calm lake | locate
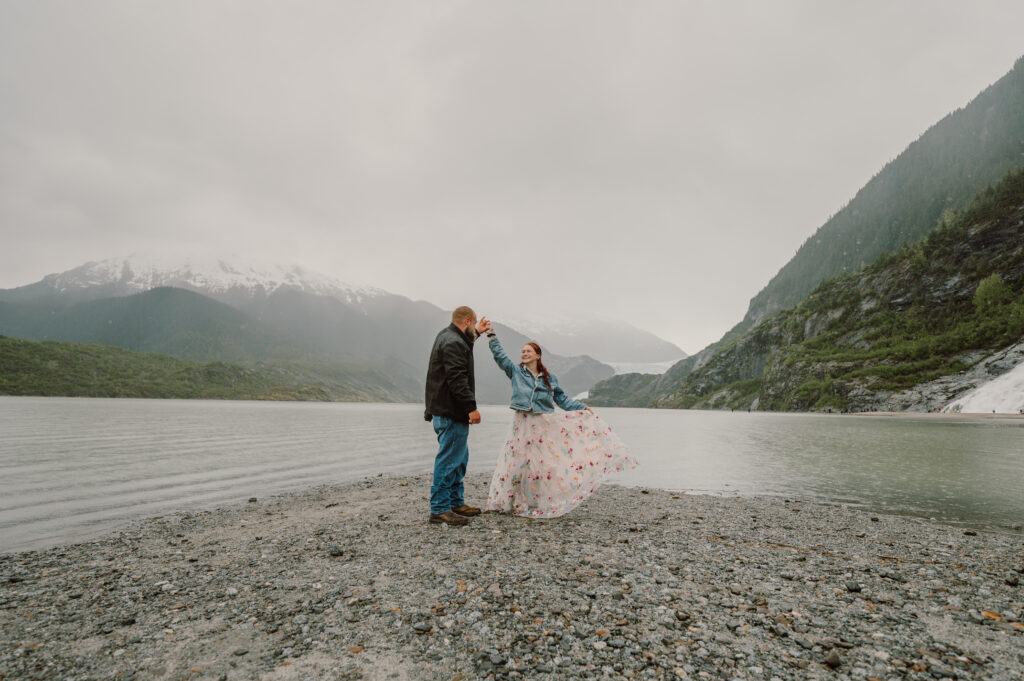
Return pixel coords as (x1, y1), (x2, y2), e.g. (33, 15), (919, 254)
(1, 396), (1022, 553)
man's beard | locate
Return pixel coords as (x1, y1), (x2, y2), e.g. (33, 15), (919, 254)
(467, 327), (479, 341)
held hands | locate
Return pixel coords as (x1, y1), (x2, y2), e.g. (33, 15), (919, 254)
(469, 318), (487, 425)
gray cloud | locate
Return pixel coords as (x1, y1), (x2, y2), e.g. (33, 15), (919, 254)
(2, 1), (1023, 352)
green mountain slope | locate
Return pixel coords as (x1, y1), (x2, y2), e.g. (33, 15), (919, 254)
(0, 287), (303, 363)
(738, 55), (1024, 335)
(0, 335), (417, 401)
(591, 168), (1024, 411)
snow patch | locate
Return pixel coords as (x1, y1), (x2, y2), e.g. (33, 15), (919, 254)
(42, 254), (386, 304)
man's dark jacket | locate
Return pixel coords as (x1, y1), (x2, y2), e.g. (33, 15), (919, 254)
(424, 323), (477, 422)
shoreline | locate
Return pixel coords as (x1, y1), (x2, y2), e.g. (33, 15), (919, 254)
(5, 393), (1024, 415)
(844, 411), (1024, 420)
(2, 474), (1022, 681)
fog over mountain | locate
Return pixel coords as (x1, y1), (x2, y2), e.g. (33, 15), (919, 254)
(504, 316), (686, 364)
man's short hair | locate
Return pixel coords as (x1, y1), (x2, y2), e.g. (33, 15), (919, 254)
(451, 306), (475, 324)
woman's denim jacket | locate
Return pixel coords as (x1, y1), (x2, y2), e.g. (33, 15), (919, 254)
(488, 336), (587, 413)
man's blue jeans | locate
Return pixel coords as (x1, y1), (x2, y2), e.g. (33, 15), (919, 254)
(430, 416), (469, 514)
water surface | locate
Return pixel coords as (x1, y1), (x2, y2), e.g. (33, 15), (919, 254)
(1, 397), (1021, 552)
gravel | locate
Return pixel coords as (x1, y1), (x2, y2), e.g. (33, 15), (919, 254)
(1, 473), (1022, 681)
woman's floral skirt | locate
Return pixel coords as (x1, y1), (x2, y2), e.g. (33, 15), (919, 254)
(486, 410), (638, 518)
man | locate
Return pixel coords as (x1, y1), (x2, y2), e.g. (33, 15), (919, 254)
(424, 306), (488, 526)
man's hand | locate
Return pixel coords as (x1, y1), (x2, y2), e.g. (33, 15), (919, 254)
(468, 409), (482, 424)
(476, 317), (492, 336)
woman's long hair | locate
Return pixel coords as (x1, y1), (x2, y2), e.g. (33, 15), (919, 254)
(526, 342), (552, 390)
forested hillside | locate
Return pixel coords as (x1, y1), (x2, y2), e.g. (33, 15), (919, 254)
(737, 56), (1024, 335)
(591, 167), (1024, 411)
(0, 287), (299, 363)
(0, 336), (417, 402)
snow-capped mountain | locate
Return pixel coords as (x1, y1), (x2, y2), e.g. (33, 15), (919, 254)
(0, 255), (674, 399)
(25, 254), (386, 305)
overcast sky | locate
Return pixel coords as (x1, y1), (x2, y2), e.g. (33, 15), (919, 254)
(2, 2), (1023, 353)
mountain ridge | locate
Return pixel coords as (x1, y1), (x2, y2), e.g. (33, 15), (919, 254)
(0, 254), (386, 306)
(587, 55), (1024, 412)
(736, 55), (1024, 336)
(0, 253), (678, 369)
(590, 167), (1024, 412)
(0, 258), (641, 402)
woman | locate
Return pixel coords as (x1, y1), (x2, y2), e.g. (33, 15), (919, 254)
(480, 319), (637, 518)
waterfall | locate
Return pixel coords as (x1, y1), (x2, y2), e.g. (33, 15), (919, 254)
(945, 359), (1024, 414)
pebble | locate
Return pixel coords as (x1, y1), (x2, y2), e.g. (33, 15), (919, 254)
(1, 473), (1020, 681)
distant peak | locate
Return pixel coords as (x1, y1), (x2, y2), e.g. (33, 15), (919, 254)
(39, 254), (387, 304)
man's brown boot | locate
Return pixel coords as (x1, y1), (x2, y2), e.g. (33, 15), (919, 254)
(451, 504), (482, 517)
(429, 510), (469, 526)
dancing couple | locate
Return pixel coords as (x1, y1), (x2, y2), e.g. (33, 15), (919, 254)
(424, 306), (637, 526)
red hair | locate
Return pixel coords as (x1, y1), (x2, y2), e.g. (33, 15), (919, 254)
(526, 342), (552, 390)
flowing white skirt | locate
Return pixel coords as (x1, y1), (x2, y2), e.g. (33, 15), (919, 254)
(486, 409), (638, 518)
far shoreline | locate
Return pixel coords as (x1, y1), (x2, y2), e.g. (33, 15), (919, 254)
(844, 410), (1024, 420)
(5, 393), (1024, 418)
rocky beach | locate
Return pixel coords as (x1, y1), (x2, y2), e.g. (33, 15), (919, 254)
(2, 474), (1022, 681)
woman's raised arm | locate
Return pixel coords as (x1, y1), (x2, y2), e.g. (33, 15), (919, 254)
(488, 335), (517, 379)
